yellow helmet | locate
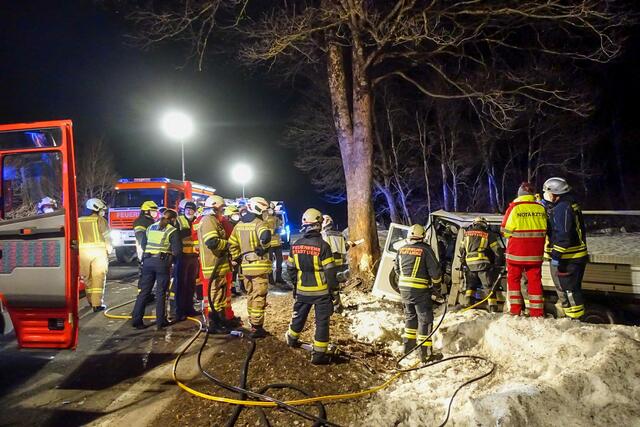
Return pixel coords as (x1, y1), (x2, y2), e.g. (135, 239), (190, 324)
(408, 224), (425, 241)
(247, 196), (269, 215)
(141, 200), (159, 211)
(302, 208), (323, 226)
(204, 195), (225, 209)
(224, 205), (239, 216)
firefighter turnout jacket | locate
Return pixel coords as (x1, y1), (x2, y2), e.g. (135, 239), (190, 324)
(286, 230), (337, 297)
(133, 214), (154, 248)
(548, 195), (588, 262)
(394, 241), (442, 291)
(177, 215), (197, 255)
(229, 213), (272, 276)
(78, 213), (111, 251)
(196, 214), (231, 278)
(143, 222), (181, 258)
(264, 214), (282, 248)
(321, 229), (348, 267)
(460, 224), (503, 271)
(501, 195), (547, 264)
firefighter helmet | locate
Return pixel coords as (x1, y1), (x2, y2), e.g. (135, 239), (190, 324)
(86, 198), (107, 212)
(302, 208), (323, 226)
(141, 200), (158, 211)
(37, 197), (57, 213)
(472, 216), (489, 228)
(247, 197), (269, 215)
(543, 177), (571, 195)
(322, 214), (334, 230)
(178, 199), (196, 212)
(408, 224), (425, 241)
(204, 195), (225, 209)
(224, 205), (239, 216)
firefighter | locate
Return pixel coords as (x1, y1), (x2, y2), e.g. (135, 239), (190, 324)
(36, 196), (58, 214)
(543, 177), (588, 320)
(219, 204), (239, 323)
(196, 195), (233, 333)
(172, 199), (200, 320)
(229, 196), (272, 338)
(459, 217), (504, 312)
(501, 182), (547, 317)
(131, 209), (181, 330)
(265, 202), (285, 285)
(78, 198), (111, 312)
(320, 214), (353, 313)
(133, 201), (159, 260)
(284, 208), (337, 365)
(394, 224), (442, 362)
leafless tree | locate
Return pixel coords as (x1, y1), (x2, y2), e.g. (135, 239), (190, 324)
(76, 136), (119, 207)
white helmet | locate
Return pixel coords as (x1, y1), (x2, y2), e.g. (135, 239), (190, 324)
(543, 177), (571, 195)
(247, 197), (269, 215)
(322, 214), (334, 230)
(37, 197), (57, 213)
(408, 224), (425, 241)
(86, 198), (107, 212)
(204, 195), (225, 209)
(472, 216), (489, 228)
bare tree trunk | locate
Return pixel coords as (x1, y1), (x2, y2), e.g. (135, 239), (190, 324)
(376, 181), (401, 224)
(417, 117), (432, 213)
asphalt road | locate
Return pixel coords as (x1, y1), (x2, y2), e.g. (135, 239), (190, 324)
(0, 262), (208, 427)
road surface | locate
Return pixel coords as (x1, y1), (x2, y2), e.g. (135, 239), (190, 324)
(0, 262), (210, 427)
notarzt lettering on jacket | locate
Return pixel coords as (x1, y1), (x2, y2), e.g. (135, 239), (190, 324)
(292, 245), (321, 256)
(399, 247), (423, 256)
(516, 212), (546, 217)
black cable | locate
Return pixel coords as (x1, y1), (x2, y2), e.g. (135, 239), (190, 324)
(224, 337), (256, 427)
(256, 383), (327, 427)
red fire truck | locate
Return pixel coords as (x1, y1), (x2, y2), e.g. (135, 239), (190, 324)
(109, 178), (216, 262)
(0, 120), (80, 349)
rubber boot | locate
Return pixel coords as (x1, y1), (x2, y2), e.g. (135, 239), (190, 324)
(285, 332), (300, 348)
(403, 339), (417, 356)
(460, 290), (474, 307)
(420, 345), (443, 363)
(248, 324), (267, 339)
(311, 351), (331, 365)
(207, 310), (229, 334)
(488, 297), (499, 313)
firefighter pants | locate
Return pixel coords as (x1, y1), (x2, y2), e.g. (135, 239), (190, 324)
(551, 261), (586, 319)
(224, 271), (235, 320)
(206, 275), (227, 315)
(172, 254), (199, 317)
(288, 294), (332, 353)
(269, 246), (284, 284)
(400, 289), (434, 348)
(244, 274), (269, 327)
(132, 257), (171, 324)
(80, 247), (108, 307)
(464, 269), (500, 307)
(507, 262), (543, 317)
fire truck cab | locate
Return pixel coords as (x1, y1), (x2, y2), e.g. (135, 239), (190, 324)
(109, 178), (216, 263)
(0, 120), (80, 349)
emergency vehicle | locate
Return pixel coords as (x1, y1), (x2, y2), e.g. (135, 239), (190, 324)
(109, 178), (216, 262)
(225, 198), (291, 247)
(0, 120), (80, 349)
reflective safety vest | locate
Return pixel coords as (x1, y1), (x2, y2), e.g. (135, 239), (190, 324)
(287, 232), (335, 297)
(321, 229), (347, 267)
(177, 215), (197, 254)
(548, 198), (588, 262)
(78, 214), (110, 249)
(144, 223), (177, 255)
(460, 225), (501, 271)
(196, 214), (230, 278)
(229, 218), (272, 275)
(264, 215), (282, 248)
(501, 195), (547, 265)
(394, 242), (442, 291)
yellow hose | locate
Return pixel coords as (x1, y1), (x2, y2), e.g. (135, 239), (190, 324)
(105, 299), (412, 407)
(460, 291), (494, 312)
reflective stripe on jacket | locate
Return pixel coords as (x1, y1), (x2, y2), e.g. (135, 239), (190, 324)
(321, 229), (347, 267)
(286, 231), (336, 296)
(548, 196), (588, 262)
(501, 195), (547, 264)
(144, 223), (177, 255)
(78, 214), (110, 249)
(229, 217), (272, 275)
(264, 215), (282, 247)
(394, 241), (442, 291)
(177, 215), (196, 254)
(196, 214), (230, 277)
(460, 224), (502, 271)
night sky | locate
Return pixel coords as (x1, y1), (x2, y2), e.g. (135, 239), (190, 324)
(1, 1), (639, 226)
(0, 0), (347, 229)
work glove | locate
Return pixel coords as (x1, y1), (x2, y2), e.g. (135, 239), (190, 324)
(254, 246), (266, 257)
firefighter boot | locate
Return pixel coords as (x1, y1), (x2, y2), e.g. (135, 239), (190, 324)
(311, 351), (332, 365)
(248, 325), (267, 339)
(460, 289), (474, 307)
(403, 339), (417, 356)
(207, 311), (230, 334)
(420, 345), (443, 363)
(285, 332), (301, 348)
(487, 296), (499, 313)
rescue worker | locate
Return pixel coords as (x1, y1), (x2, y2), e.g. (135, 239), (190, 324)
(543, 177), (588, 320)
(37, 196), (58, 214)
(459, 217), (504, 312)
(320, 214), (353, 312)
(78, 198), (111, 312)
(133, 201), (159, 260)
(394, 224), (442, 362)
(223, 205), (243, 296)
(131, 209), (181, 330)
(196, 195), (232, 333)
(172, 199), (200, 320)
(219, 204), (239, 323)
(224, 205), (241, 225)
(229, 196), (272, 338)
(284, 208), (337, 365)
(265, 202), (284, 285)
(501, 182), (547, 317)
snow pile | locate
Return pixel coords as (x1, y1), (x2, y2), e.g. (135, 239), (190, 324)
(362, 309), (640, 426)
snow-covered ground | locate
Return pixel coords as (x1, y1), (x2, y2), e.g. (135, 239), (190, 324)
(344, 291), (640, 427)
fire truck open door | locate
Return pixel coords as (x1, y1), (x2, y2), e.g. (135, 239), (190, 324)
(0, 120), (79, 349)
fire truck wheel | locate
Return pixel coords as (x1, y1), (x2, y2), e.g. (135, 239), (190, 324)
(115, 247), (137, 264)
